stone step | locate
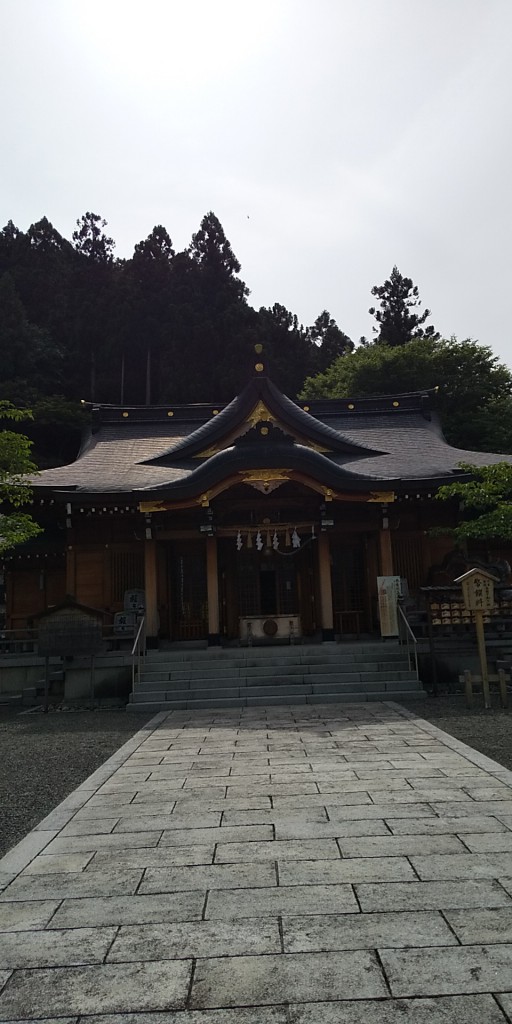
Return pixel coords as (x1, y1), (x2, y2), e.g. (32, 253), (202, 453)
(131, 678), (422, 704)
(132, 640), (423, 711)
(144, 648), (405, 663)
(141, 659), (412, 683)
(143, 644), (404, 664)
(136, 668), (417, 693)
(128, 686), (427, 712)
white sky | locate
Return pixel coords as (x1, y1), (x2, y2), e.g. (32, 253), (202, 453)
(2, 0), (512, 364)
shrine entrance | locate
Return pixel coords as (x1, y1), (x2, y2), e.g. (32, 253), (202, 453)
(218, 538), (317, 641)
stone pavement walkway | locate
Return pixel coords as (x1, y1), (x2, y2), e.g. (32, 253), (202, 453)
(1, 701), (512, 1022)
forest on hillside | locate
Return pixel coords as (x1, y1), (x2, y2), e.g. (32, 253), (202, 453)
(2, 210), (512, 466)
(0, 210), (354, 465)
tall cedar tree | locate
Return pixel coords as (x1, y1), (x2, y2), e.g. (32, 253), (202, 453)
(158, 212), (253, 402)
(369, 265), (440, 346)
(115, 225), (175, 403)
(71, 213), (118, 401)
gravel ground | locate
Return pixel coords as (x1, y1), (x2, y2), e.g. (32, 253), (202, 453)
(1, 696), (511, 861)
(400, 695), (512, 771)
(0, 707), (150, 858)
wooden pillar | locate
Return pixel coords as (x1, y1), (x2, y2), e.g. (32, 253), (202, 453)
(318, 531), (334, 641)
(206, 536), (220, 645)
(65, 546), (76, 598)
(379, 529), (394, 576)
(144, 539), (159, 645)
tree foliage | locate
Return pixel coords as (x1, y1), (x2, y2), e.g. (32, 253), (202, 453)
(0, 402), (42, 553)
(1, 208), (330, 413)
(311, 310), (354, 371)
(369, 265), (439, 347)
(301, 337), (512, 452)
(436, 463), (512, 541)
(72, 212), (115, 263)
(1, 210), (511, 469)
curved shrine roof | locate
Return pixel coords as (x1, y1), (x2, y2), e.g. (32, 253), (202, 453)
(33, 379), (512, 499)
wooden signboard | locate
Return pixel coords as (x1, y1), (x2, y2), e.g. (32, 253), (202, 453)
(455, 568), (498, 709)
(377, 576), (401, 637)
(457, 570), (496, 612)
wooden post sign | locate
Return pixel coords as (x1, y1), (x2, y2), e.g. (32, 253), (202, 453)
(377, 576), (401, 637)
(455, 568), (498, 709)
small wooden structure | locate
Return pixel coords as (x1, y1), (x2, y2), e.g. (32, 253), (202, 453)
(460, 669), (509, 709)
(36, 599), (104, 710)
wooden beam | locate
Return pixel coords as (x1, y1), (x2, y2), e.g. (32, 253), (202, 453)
(66, 547), (76, 598)
(318, 532), (334, 640)
(144, 540), (159, 641)
(206, 536), (220, 644)
(379, 529), (394, 576)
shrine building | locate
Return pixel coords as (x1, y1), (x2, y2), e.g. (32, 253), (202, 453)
(5, 364), (512, 647)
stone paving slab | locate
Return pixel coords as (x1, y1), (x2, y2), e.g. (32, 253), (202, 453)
(336, 834), (466, 857)
(0, 970), (12, 992)
(219, 808), (329, 826)
(66, 800), (171, 820)
(172, 796), (273, 812)
(497, 994), (512, 1018)
(0, 867), (143, 902)
(205, 882), (359, 918)
(88, 844), (216, 869)
(386, 814), (509, 834)
(274, 819), (390, 840)
(48, 891), (206, 928)
(190, 950), (388, 1007)
(282, 909), (455, 951)
(158, 825), (274, 846)
(279, 855), (416, 884)
(287, 994), (508, 1023)
(460, 831), (512, 852)
(107, 919), (281, 961)
(355, 879), (512, 911)
(139, 861), (276, 893)
(0, 1018), (77, 1024)
(0, 900), (60, 933)
(71, 1011), (288, 1024)
(3, 701), (512, 1020)
(496, 877), (512, 898)
(116, 811), (224, 829)
(444, 906), (512, 943)
(380, 942), (512, 996)
(22, 851), (95, 874)
(325, 802), (438, 819)
(0, 960), (192, 1016)
(214, 838), (340, 862)
(0, 925), (116, 968)
(57, 817), (119, 836)
(411, 851), (512, 879)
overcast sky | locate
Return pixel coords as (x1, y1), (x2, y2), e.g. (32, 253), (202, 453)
(2, 0), (511, 365)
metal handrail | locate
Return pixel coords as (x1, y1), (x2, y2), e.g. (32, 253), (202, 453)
(397, 603), (419, 679)
(131, 616), (147, 697)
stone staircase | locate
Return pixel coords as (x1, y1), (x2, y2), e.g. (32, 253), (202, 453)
(127, 642), (426, 711)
